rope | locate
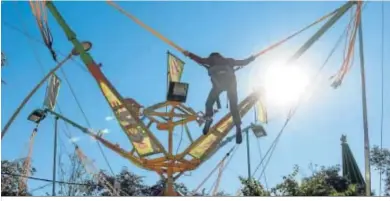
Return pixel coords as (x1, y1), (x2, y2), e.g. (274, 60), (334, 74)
(18, 125), (39, 195)
(1, 21), (89, 74)
(107, 0), (336, 63)
(211, 159), (225, 196)
(58, 126), (125, 196)
(255, 138), (268, 189)
(29, 0), (57, 62)
(252, 12), (353, 178)
(207, 146), (239, 195)
(193, 146), (236, 194)
(13, 3), (116, 177)
(106, 0), (185, 53)
(331, 3), (362, 87)
(5, 16), (118, 198)
(0, 53), (72, 139)
(58, 67), (116, 176)
(1, 5), (73, 138)
(74, 147), (119, 196)
(6, 8), (117, 194)
(379, 0), (385, 196)
(252, 7), (338, 58)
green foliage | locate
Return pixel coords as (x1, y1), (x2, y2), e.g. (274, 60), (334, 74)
(191, 188), (229, 196)
(6, 146), (389, 197)
(82, 168), (227, 196)
(271, 165), (301, 196)
(370, 146), (390, 195)
(239, 176), (270, 196)
(240, 164), (364, 196)
(84, 168), (148, 196)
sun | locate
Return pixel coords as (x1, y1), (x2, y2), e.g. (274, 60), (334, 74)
(250, 63), (310, 108)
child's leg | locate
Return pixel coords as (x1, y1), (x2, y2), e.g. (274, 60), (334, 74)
(204, 86), (222, 135)
(227, 81), (242, 144)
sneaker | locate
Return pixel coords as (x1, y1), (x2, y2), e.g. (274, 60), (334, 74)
(203, 118), (213, 135)
(236, 126), (242, 144)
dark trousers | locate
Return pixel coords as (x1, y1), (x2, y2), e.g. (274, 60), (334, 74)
(205, 78), (241, 127)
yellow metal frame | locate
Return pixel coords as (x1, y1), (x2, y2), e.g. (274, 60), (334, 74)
(87, 91), (261, 195)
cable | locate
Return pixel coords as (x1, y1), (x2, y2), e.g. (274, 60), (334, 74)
(207, 145), (239, 195)
(107, 0), (185, 53)
(252, 11), (354, 178)
(1, 21), (89, 74)
(193, 146), (237, 194)
(379, 0), (385, 196)
(257, 19), (353, 179)
(10, 3), (116, 177)
(255, 139), (269, 190)
(30, 183), (52, 194)
(252, 5), (339, 59)
(1, 173), (95, 187)
(58, 66), (115, 176)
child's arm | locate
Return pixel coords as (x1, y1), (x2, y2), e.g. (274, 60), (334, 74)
(184, 51), (210, 67)
(229, 56), (256, 67)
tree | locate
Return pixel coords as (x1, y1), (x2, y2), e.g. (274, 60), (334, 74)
(1, 159), (36, 196)
(271, 165), (301, 196)
(370, 146), (390, 196)
(239, 177), (270, 196)
(296, 165), (363, 196)
(190, 188), (229, 196)
(240, 164), (363, 196)
(57, 150), (92, 196)
(83, 167), (153, 196)
(145, 180), (190, 196)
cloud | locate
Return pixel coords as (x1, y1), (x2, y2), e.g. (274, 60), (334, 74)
(69, 137), (80, 143)
(101, 128), (110, 134)
(105, 116), (114, 121)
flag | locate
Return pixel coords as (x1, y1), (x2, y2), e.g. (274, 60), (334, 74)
(167, 52), (185, 82)
(255, 100), (268, 124)
(44, 74), (61, 110)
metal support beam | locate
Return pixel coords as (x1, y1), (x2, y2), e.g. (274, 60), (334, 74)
(52, 117), (59, 196)
(289, 1), (355, 62)
(246, 130), (251, 180)
(357, 8), (371, 196)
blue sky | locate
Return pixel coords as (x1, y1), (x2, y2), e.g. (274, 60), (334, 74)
(1, 0), (389, 196)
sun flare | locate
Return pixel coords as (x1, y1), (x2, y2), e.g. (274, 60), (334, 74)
(250, 63), (310, 108)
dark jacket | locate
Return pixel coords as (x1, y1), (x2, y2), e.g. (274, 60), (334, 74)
(188, 53), (254, 89)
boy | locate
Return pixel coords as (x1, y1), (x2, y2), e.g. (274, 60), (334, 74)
(184, 51), (256, 144)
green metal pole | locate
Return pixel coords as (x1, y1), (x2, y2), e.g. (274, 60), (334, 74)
(357, 11), (371, 196)
(1, 54), (72, 139)
(246, 130), (251, 181)
(289, 1), (355, 62)
(45, 109), (90, 134)
(45, 2), (94, 66)
(45, 1), (166, 155)
(52, 117), (59, 196)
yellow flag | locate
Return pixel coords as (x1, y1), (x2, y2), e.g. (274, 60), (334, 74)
(256, 100), (268, 124)
(167, 52), (185, 82)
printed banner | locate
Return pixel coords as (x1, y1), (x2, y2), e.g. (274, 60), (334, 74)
(44, 74), (61, 110)
(167, 52), (185, 82)
(99, 81), (161, 156)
